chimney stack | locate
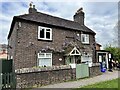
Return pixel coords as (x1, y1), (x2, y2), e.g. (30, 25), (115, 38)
(28, 2), (37, 14)
(74, 7), (84, 25)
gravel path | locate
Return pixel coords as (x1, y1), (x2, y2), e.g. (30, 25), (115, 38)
(39, 70), (119, 88)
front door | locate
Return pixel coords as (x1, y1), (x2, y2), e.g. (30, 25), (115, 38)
(75, 55), (81, 64)
(65, 55), (81, 64)
(65, 55), (81, 69)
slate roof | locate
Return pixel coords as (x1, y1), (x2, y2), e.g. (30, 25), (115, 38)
(96, 43), (102, 47)
(8, 12), (96, 39)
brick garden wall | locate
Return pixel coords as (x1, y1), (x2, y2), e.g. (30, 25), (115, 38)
(15, 65), (101, 88)
(89, 64), (102, 77)
(15, 65), (76, 88)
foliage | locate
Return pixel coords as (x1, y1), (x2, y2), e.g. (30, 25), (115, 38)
(0, 58), (7, 60)
(104, 46), (120, 62)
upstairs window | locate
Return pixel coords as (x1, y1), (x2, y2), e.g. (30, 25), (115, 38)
(81, 34), (89, 44)
(38, 26), (52, 40)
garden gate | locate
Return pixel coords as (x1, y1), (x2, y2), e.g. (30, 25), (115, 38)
(0, 59), (16, 89)
(76, 64), (89, 79)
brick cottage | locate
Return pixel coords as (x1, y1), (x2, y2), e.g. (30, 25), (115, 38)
(8, 3), (96, 70)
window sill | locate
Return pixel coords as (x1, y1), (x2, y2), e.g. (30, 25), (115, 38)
(82, 42), (90, 45)
(38, 38), (53, 42)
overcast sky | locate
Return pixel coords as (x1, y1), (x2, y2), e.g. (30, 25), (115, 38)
(0, 0), (118, 48)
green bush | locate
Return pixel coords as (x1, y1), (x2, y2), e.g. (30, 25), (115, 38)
(104, 46), (120, 62)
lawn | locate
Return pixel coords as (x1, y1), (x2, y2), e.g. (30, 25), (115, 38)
(78, 78), (119, 88)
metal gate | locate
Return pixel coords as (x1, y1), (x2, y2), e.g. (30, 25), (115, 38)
(0, 59), (16, 89)
(76, 64), (89, 79)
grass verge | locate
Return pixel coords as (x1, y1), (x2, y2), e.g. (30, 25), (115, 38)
(78, 78), (119, 88)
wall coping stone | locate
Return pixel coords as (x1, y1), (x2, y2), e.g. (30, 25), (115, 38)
(92, 63), (100, 66)
(15, 65), (71, 74)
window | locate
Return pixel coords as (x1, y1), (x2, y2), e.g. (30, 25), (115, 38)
(38, 53), (52, 67)
(38, 26), (52, 40)
(81, 34), (89, 44)
(18, 22), (21, 27)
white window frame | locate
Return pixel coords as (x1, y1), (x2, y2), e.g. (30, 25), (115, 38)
(38, 53), (52, 67)
(38, 26), (52, 40)
(81, 34), (89, 44)
(69, 47), (81, 56)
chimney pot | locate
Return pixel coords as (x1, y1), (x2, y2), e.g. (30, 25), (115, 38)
(28, 3), (37, 14)
(29, 2), (33, 8)
(33, 5), (35, 8)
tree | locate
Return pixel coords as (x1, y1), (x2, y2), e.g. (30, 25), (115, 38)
(104, 46), (120, 62)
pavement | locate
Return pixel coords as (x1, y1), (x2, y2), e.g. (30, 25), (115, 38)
(39, 70), (119, 88)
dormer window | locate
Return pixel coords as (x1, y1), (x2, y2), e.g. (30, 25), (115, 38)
(81, 34), (89, 44)
(38, 26), (52, 40)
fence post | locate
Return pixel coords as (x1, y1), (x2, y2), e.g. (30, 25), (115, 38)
(0, 60), (2, 90)
(0, 75), (1, 90)
(0, 74), (1, 90)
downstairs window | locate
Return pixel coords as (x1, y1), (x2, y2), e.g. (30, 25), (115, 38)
(38, 53), (52, 67)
